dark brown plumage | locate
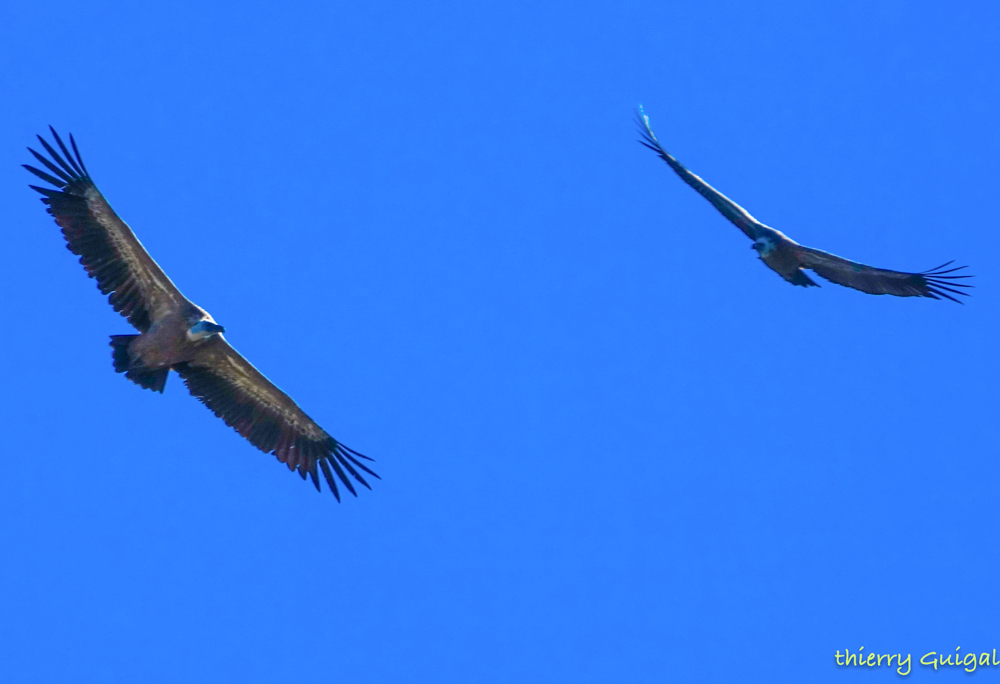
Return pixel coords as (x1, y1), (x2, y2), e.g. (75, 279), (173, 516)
(636, 109), (973, 302)
(25, 127), (377, 500)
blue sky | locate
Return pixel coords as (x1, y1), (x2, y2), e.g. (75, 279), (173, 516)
(2, 1), (998, 681)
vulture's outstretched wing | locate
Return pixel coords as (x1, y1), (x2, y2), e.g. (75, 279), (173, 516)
(636, 109), (762, 239)
(795, 247), (972, 302)
(24, 128), (188, 332)
(175, 337), (378, 500)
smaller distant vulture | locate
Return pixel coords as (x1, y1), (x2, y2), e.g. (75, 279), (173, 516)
(24, 128), (377, 499)
(636, 108), (972, 301)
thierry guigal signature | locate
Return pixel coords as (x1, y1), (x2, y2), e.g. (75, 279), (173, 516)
(835, 647), (1000, 675)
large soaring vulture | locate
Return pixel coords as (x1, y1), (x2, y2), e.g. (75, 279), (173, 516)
(24, 128), (377, 500)
(636, 108), (972, 301)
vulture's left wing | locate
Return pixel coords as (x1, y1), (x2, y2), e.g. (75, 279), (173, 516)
(636, 109), (763, 239)
(175, 337), (378, 500)
(24, 128), (190, 332)
(795, 247), (972, 302)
